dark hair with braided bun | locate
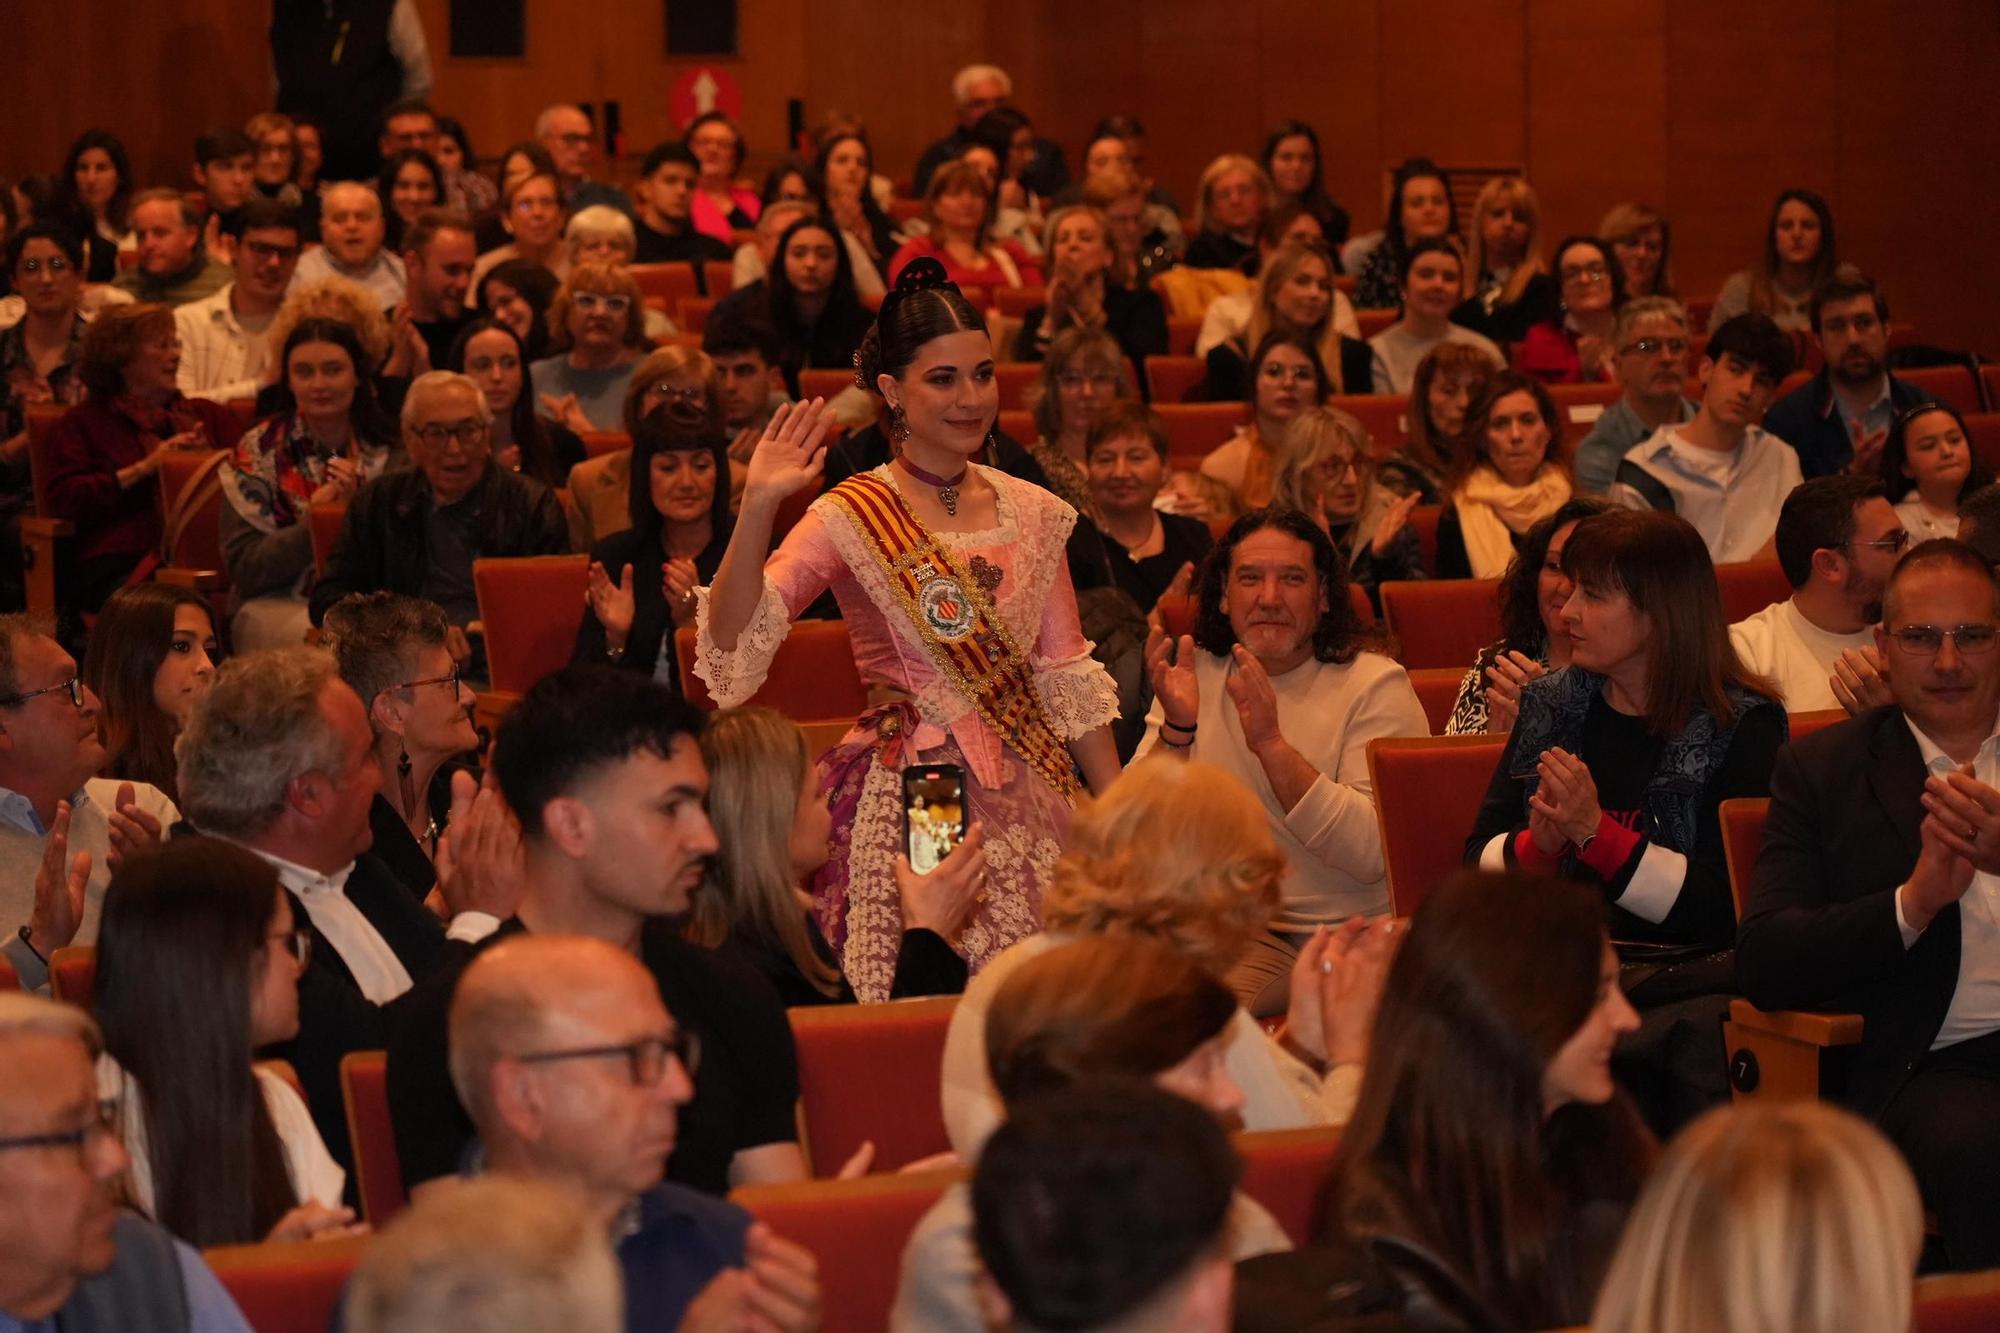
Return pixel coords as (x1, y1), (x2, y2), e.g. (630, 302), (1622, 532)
(852, 256), (988, 395)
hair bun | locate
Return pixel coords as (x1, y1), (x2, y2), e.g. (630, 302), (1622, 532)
(892, 256), (957, 295)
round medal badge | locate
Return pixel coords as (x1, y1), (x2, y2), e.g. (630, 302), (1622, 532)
(920, 578), (976, 641)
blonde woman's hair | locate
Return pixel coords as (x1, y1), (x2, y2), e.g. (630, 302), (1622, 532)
(1591, 1101), (1922, 1333)
(1464, 176), (1547, 305)
(1273, 406), (1375, 524)
(1246, 240), (1350, 393)
(689, 708), (843, 997)
(1192, 154), (1270, 237)
(547, 260), (649, 354)
(267, 276), (391, 369)
(1044, 758), (1283, 977)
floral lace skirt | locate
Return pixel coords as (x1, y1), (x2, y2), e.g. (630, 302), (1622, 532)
(810, 705), (1070, 1002)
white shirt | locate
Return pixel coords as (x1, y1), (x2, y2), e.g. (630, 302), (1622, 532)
(0, 778), (179, 957)
(1367, 321), (1504, 395)
(174, 283), (275, 405)
(97, 1054), (346, 1218)
(1895, 491), (1960, 544)
(1608, 423), (1803, 564)
(1899, 720), (2000, 1050)
(1138, 649), (1431, 928)
(289, 247), (407, 310)
(245, 848), (414, 1004)
(1728, 598), (1874, 712)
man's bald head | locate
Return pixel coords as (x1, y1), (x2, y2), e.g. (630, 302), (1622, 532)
(448, 936), (658, 1131)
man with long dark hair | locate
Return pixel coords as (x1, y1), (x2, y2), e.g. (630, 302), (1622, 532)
(1142, 507), (1427, 1014)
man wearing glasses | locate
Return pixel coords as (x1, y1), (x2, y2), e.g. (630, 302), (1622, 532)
(1729, 475), (1908, 714)
(1571, 296), (1700, 496)
(450, 936), (819, 1332)
(1763, 268), (1936, 480)
(535, 104), (629, 216)
(0, 616), (175, 993)
(1742, 539), (2000, 1270)
(309, 371), (569, 671)
(174, 198), (303, 404)
(0, 993), (252, 1330)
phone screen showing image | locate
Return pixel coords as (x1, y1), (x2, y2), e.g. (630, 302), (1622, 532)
(902, 764), (967, 874)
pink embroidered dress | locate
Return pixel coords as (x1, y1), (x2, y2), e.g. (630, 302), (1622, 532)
(695, 465), (1119, 1001)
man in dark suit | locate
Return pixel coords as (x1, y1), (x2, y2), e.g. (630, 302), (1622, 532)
(174, 646), (513, 1178)
(1740, 538), (2000, 1268)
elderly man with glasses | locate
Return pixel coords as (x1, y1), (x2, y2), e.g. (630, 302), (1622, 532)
(0, 993), (254, 1331)
(1729, 474), (1910, 714)
(309, 370), (569, 669)
(1570, 296), (1701, 496)
(0, 616), (175, 992)
(1743, 539), (2000, 1271)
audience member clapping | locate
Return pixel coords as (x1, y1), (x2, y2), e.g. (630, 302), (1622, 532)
(530, 261), (648, 433)
(387, 208), (478, 371)
(1235, 869), (1651, 1332)
(1015, 204), (1168, 369)
(1444, 497), (1609, 735)
(1271, 405), (1424, 609)
(223, 316), (399, 650)
(321, 591), (480, 898)
(1467, 509), (1785, 1127)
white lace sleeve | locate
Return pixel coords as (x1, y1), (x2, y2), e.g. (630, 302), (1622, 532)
(1032, 651), (1121, 740)
(692, 578), (793, 707)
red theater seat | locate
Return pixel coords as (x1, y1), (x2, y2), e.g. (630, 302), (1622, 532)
(340, 1051), (407, 1225)
(1367, 735), (1507, 916)
(1380, 578), (1502, 671)
(205, 1235), (368, 1333)
(787, 995), (958, 1176)
(1236, 1126), (1343, 1246)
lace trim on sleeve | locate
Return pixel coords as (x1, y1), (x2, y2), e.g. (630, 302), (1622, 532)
(1032, 652), (1121, 740)
(692, 577), (792, 708)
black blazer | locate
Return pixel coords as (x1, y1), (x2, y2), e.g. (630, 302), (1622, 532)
(273, 851), (453, 1180)
(1737, 708), (1961, 1118)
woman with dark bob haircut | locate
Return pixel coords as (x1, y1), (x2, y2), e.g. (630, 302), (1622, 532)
(1236, 868), (1654, 1331)
(95, 837), (357, 1247)
(575, 407), (734, 683)
(1466, 508), (1785, 1127)
(1445, 496), (1611, 735)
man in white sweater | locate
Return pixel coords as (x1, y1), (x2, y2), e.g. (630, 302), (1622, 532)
(0, 617), (176, 991)
(1142, 509), (1428, 1013)
(1730, 475), (1907, 714)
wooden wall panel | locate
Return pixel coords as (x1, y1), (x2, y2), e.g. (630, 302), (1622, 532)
(1, 0), (1991, 348)
(1524, 0), (1669, 248)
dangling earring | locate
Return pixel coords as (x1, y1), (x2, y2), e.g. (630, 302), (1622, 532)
(889, 404), (910, 443)
(397, 743), (417, 818)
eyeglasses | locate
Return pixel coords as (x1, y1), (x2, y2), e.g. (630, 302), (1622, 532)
(1560, 263), (1609, 284)
(267, 927), (311, 969)
(395, 666), (460, 695)
(0, 676), (84, 709)
(644, 381), (705, 403)
(18, 256), (72, 276)
(0, 1099), (120, 1157)
(515, 1033), (701, 1086)
(552, 132), (593, 148)
(1847, 529), (1911, 554)
(1620, 337), (1689, 358)
(1885, 624), (1999, 656)
(243, 240), (300, 263)
(1259, 365), (1318, 385)
(572, 292), (631, 315)
(1315, 457), (1363, 480)
(412, 420), (486, 449)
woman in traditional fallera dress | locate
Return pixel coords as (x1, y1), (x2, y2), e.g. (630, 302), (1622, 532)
(699, 259), (1122, 1000)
